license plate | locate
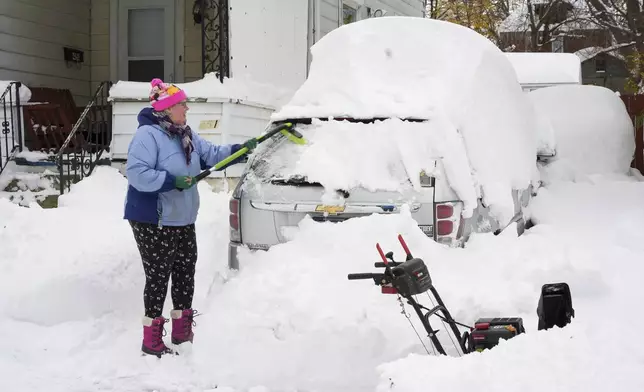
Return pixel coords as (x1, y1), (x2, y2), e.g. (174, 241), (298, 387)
(418, 225), (433, 237)
(315, 205), (345, 214)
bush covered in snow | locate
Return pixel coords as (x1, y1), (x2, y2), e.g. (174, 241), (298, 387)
(271, 17), (539, 224)
(529, 85), (635, 182)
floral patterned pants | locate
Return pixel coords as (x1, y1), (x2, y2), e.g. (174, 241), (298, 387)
(129, 221), (198, 318)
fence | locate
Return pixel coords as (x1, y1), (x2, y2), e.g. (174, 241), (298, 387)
(0, 82), (23, 175)
(57, 81), (112, 194)
(620, 94), (644, 174)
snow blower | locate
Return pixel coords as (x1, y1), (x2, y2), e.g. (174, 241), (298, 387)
(347, 234), (526, 356)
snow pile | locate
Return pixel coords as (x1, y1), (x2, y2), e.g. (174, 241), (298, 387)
(532, 108), (557, 157)
(0, 171), (58, 207)
(528, 85), (634, 182)
(252, 118), (478, 216)
(271, 17), (538, 223)
(109, 73), (294, 109)
(0, 166), (230, 325)
(14, 150), (53, 162)
(504, 52), (582, 86)
(374, 178), (644, 392)
(1, 167), (644, 391)
(0, 80), (32, 102)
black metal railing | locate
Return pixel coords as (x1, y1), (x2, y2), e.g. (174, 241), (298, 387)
(57, 81), (113, 194)
(200, 0), (230, 81)
(0, 82), (23, 175)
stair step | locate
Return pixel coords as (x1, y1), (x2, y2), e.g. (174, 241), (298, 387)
(0, 172), (60, 208)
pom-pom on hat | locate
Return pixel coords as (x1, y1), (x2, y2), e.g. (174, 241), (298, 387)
(149, 78), (188, 111)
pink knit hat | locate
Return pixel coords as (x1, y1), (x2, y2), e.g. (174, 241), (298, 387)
(149, 78), (188, 111)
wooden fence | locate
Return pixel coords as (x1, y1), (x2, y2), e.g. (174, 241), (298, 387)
(620, 94), (644, 173)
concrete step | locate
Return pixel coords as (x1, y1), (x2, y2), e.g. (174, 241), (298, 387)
(0, 171), (60, 208)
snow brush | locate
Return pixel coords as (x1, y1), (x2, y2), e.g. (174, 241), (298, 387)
(186, 122), (305, 187)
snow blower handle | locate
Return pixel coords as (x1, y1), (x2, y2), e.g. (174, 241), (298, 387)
(398, 234), (414, 261)
(347, 273), (380, 280)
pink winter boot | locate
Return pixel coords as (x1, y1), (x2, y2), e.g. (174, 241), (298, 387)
(171, 309), (197, 345)
(142, 316), (174, 357)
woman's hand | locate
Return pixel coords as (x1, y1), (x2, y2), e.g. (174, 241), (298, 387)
(175, 176), (194, 189)
(242, 138), (258, 151)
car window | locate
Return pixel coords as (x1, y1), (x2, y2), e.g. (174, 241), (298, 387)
(245, 119), (421, 191)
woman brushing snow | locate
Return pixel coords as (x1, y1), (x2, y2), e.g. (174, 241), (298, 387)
(124, 78), (257, 357)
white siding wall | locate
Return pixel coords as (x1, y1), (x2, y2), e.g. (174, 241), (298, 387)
(0, 0), (92, 105)
(228, 0), (309, 92)
(317, 0), (425, 42)
(184, 0), (202, 82)
(363, 0), (425, 17)
(319, 0), (340, 39)
(91, 0), (110, 96)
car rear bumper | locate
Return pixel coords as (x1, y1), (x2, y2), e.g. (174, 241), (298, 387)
(228, 242), (241, 270)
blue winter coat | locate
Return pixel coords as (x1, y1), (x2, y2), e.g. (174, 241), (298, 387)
(124, 107), (242, 227)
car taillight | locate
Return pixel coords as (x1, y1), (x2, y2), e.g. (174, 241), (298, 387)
(435, 202), (462, 245)
(229, 198), (241, 242)
(436, 204), (453, 219)
(437, 220), (453, 235)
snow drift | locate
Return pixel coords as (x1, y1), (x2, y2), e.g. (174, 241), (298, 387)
(2, 167), (644, 391)
(109, 73), (294, 109)
(271, 17), (538, 223)
(529, 85), (634, 182)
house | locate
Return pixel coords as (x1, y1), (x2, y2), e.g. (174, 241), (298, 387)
(574, 47), (630, 93)
(0, 0), (427, 197)
(497, 0), (629, 93)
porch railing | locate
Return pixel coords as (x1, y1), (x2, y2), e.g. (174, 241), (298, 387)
(0, 82), (23, 175)
(200, 0), (230, 81)
(57, 81), (113, 194)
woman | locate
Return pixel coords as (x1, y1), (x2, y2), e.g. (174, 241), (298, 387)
(124, 78), (257, 357)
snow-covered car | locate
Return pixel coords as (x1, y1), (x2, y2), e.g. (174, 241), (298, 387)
(228, 17), (539, 269)
(528, 84), (635, 183)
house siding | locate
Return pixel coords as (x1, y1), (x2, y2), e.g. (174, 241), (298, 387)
(90, 0), (110, 96)
(184, 0), (202, 82)
(363, 0), (425, 17)
(319, 0), (425, 41)
(581, 54), (629, 94)
(0, 0), (91, 105)
(320, 0), (340, 39)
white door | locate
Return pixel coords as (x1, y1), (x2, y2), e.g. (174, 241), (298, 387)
(118, 0), (176, 82)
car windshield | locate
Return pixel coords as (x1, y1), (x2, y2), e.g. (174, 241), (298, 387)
(246, 118), (448, 193)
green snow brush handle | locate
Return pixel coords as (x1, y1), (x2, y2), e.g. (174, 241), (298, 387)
(188, 122), (303, 186)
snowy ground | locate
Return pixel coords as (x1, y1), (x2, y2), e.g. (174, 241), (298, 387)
(1, 166), (643, 392)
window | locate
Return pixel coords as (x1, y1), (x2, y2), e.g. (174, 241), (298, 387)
(127, 9), (165, 82)
(343, 3), (357, 24)
(596, 58), (606, 74)
(117, 0), (176, 83)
